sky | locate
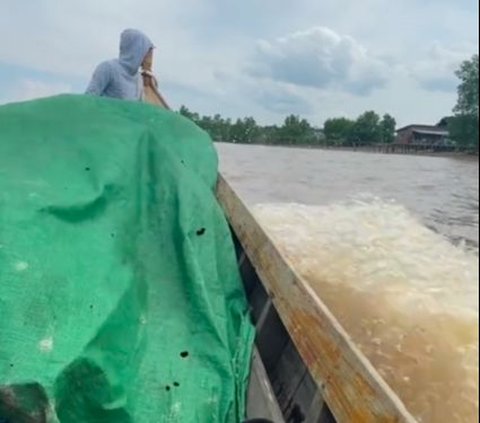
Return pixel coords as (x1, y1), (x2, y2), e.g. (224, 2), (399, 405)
(0, 0), (478, 127)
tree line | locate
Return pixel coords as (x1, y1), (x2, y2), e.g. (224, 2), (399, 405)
(179, 106), (397, 147)
(323, 112), (395, 146)
(179, 107), (320, 145)
(179, 54), (478, 152)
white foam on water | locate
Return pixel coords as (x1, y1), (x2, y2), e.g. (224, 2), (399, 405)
(253, 199), (478, 423)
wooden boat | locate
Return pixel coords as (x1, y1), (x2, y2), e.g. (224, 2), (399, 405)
(142, 74), (417, 423)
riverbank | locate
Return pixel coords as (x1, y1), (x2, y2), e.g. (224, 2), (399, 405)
(216, 142), (478, 159)
(312, 145), (478, 159)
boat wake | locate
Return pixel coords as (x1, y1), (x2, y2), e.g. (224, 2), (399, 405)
(254, 198), (478, 423)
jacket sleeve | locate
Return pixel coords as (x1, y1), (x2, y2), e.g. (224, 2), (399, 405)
(85, 62), (112, 95)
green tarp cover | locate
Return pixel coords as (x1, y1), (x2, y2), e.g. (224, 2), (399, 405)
(0, 95), (254, 422)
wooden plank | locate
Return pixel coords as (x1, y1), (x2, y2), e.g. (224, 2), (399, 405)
(270, 339), (311, 419)
(216, 174), (417, 423)
(247, 347), (286, 422)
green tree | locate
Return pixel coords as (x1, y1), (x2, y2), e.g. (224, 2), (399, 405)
(261, 125), (280, 144)
(243, 117), (260, 143)
(278, 115), (314, 144)
(350, 111), (381, 145)
(323, 117), (354, 145)
(436, 116), (451, 128)
(220, 117), (232, 142)
(231, 117), (259, 143)
(211, 114), (226, 141)
(449, 55), (479, 152)
(179, 105), (199, 123)
(380, 114), (396, 143)
(199, 115), (214, 138)
(230, 118), (243, 143)
(448, 114), (478, 151)
(453, 55), (479, 117)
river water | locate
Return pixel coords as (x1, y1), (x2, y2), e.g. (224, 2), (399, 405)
(216, 143), (479, 423)
(217, 143), (479, 250)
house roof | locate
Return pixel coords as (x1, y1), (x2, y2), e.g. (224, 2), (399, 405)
(396, 124), (446, 133)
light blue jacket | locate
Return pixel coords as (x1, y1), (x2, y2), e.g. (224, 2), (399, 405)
(86, 29), (153, 100)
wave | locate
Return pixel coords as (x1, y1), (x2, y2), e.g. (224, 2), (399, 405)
(254, 199), (478, 422)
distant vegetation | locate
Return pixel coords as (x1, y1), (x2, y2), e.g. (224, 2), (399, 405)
(179, 55), (478, 152)
(179, 107), (320, 146)
(179, 107), (396, 147)
(447, 55), (479, 153)
(323, 112), (396, 146)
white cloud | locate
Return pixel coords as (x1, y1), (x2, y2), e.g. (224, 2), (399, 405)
(226, 74), (314, 116)
(0, 0), (214, 78)
(0, 79), (72, 105)
(250, 27), (391, 96)
(411, 43), (472, 93)
(253, 83), (313, 115)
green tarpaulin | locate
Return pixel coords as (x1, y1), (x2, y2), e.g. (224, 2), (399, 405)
(0, 95), (254, 422)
